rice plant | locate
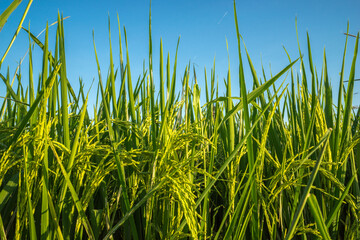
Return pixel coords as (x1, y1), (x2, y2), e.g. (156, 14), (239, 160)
(0, 0), (359, 239)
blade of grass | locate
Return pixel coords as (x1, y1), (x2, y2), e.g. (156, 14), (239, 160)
(0, 0), (33, 67)
(307, 194), (331, 240)
(0, 0), (22, 32)
(233, 1), (258, 237)
(57, 13), (70, 149)
(333, 23), (349, 161)
(23, 146), (37, 240)
(123, 27), (137, 124)
(40, 23), (50, 240)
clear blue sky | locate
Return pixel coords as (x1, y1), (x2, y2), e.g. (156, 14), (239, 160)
(1, 0), (359, 110)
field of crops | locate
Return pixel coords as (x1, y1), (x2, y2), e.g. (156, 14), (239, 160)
(0, 1), (359, 239)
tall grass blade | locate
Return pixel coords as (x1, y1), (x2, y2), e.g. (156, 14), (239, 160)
(0, 0), (33, 67)
(233, 1), (258, 237)
(0, 0), (22, 32)
(23, 146), (37, 240)
(307, 194), (331, 240)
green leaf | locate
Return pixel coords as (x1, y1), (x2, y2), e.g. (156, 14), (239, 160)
(0, 0), (33, 67)
(0, 173), (19, 213)
(307, 194), (331, 240)
(0, 0), (22, 32)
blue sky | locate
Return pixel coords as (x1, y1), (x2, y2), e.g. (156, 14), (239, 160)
(1, 0), (359, 110)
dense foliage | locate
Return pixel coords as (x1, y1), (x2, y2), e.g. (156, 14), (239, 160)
(0, 1), (359, 239)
